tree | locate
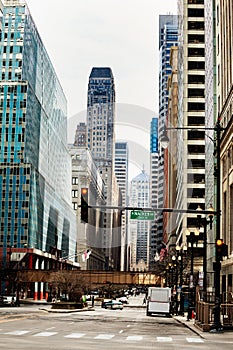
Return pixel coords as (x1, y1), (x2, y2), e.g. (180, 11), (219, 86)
(51, 271), (89, 302)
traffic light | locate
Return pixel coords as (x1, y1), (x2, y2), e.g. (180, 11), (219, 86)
(81, 187), (88, 223)
(216, 239), (228, 260)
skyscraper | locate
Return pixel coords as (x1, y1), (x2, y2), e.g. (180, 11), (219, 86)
(157, 15), (178, 249)
(87, 67), (115, 166)
(149, 117), (159, 268)
(114, 141), (129, 270)
(129, 169), (150, 270)
(74, 122), (87, 147)
(0, 0), (76, 296)
(176, 0), (206, 245)
(86, 67), (120, 270)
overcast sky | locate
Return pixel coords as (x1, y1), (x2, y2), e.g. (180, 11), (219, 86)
(26, 0), (177, 179)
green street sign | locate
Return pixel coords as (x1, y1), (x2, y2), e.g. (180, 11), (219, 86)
(130, 210), (155, 220)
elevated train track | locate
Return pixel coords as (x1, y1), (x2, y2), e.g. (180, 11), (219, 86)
(17, 270), (161, 286)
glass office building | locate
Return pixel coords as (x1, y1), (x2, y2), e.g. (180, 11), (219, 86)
(0, 1), (76, 274)
(157, 15), (178, 249)
(149, 117), (159, 268)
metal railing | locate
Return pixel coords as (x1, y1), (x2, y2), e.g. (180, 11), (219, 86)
(195, 291), (233, 331)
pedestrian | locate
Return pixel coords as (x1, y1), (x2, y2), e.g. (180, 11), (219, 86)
(143, 297), (146, 305)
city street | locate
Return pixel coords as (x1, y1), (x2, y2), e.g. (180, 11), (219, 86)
(0, 297), (233, 350)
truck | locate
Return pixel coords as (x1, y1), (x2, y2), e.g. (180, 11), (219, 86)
(146, 287), (171, 316)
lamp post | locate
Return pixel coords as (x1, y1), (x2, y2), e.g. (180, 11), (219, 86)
(186, 229), (200, 320)
(160, 121), (224, 331)
(196, 205), (214, 299)
(177, 244), (187, 316)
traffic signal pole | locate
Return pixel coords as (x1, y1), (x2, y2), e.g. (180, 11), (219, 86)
(211, 120), (223, 332)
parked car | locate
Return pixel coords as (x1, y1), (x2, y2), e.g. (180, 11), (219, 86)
(0, 295), (16, 306)
(104, 300), (123, 310)
(101, 299), (112, 308)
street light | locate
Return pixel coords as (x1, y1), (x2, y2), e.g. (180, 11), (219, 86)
(160, 121), (224, 332)
(175, 244), (187, 315)
(186, 229), (200, 320)
(196, 204), (214, 299)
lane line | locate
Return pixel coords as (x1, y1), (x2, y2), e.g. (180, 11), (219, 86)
(157, 336), (173, 342)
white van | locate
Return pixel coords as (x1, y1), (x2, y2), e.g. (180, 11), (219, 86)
(146, 287), (171, 316)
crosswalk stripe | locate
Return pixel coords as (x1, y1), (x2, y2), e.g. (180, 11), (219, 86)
(126, 335), (143, 341)
(95, 334), (115, 340)
(34, 332), (57, 337)
(157, 336), (173, 342)
(5, 330), (29, 336)
(64, 333), (85, 338)
(186, 337), (204, 343)
(1, 329), (205, 343)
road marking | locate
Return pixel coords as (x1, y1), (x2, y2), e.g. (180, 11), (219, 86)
(157, 337), (173, 342)
(34, 332), (57, 337)
(119, 330), (123, 333)
(46, 327), (55, 330)
(5, 330), (29, 336)
(65, 333), (85, 338)
(95, 334), (115, 340)
(186, 337), (204, 343)
(0, 317), (28, 324)
(126, 335), (143, 341)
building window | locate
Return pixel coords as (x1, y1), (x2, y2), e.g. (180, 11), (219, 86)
(72, 177), (78, 185)
(188, 102), (205, 112)
(188, 75), (205, 84)
(188, 47), (205, 57)
(188, 21), (204, 30)
(72, 190), (78, 198)
(188, 34), (204, 44)
(73, 202), (78, 210)
(188, 8), (204, 18)
(188, 88), (205, 98)
(188, 61), (205, 70)
(188, 0), (204, 3)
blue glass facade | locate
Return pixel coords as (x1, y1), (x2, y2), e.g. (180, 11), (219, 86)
(0, 2), (76, 265)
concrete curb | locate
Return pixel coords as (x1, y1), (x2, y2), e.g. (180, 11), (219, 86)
(173, 315), (205, 338)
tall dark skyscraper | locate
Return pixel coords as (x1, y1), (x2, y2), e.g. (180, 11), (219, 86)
(86, 67), (120, 270)
(87, 67), (115, 167)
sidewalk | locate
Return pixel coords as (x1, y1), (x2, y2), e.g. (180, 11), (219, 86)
(173, 313), (233, 342)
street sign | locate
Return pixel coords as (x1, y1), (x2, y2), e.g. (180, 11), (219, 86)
(130, 210), (155, 220)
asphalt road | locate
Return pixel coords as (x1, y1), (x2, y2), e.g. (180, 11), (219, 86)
(0, 300), (232, 349)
